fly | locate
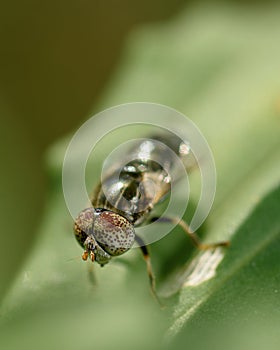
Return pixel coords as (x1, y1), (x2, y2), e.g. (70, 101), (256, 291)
(74, 131), (229, 303)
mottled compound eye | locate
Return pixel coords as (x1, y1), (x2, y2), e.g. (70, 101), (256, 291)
(93, 210), (135, 256)
(74, 208), (135, 257)
(74, 207), (95, 248)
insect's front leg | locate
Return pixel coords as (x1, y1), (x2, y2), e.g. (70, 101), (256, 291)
(150, 216), (230, 250)
(135, 236), (163, 307)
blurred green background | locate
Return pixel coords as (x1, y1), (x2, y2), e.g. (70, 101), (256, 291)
(1, 1), (280, 349)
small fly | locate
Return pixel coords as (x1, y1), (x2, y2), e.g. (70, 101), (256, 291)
(74, 131), (229, 303)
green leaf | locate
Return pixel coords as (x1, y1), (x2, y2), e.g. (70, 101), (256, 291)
(1, 4), (280, 350)
(166, 185), (280, 349)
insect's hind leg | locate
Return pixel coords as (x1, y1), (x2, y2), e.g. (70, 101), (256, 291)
(135, 236), (163, 306)
(150, 216), (230, 250)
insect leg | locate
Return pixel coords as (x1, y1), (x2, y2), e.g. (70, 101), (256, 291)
(151, 216), (230, 250)
(87, 262), (98, 286)
(135, 236), (163, 306)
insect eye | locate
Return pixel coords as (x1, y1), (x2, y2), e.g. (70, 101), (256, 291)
(93, 210), (135, 256)
(73, 208), (95, 248)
